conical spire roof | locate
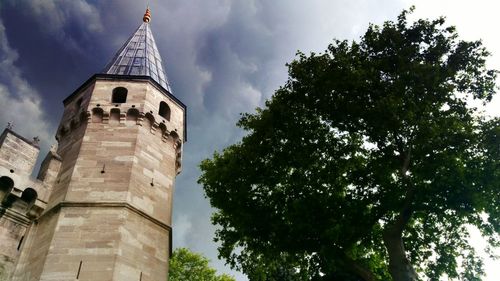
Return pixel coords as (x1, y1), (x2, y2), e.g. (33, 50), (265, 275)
(103, 8), (172, 92)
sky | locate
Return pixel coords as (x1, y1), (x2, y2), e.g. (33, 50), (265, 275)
(0, 0), (498, 280)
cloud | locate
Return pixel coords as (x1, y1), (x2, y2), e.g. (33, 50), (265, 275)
(173, 214), (194, 247)
(0, 19), (54, 162)
(19, 0), (103, 55)
(0, 85), (52, 143)
(403, 0), (500, 117)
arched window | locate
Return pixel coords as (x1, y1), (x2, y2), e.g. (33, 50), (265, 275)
(21, 188), (38, 210)
(112, 87), (128, 103)
(0, 176), (14, 203)
(158, 101), (171, 121)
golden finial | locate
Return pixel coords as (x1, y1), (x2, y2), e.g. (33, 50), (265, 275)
(143, 7), (151, 23)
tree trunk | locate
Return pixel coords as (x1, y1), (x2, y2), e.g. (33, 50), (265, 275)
(382, 147), (418, 281)
(344, 255), (377, 281)
(329, 250), (377, 281)
(383, 218), (418, 281)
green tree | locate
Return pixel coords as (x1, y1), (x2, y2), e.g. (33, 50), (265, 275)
(199, 8), (499, 281)
(169, 248), (236, 281)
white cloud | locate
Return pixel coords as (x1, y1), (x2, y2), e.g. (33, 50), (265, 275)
(0, 85), (52, 142)
(172, 214), (193, 247)
(405, 0), (500, 118)
(28, 0), (103, 33)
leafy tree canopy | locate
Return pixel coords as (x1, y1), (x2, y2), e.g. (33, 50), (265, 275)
(169, 248), (236, 281)
(199, 7), (499, 281)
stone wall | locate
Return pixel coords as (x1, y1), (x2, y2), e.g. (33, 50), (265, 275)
(0, 129), (40, 176)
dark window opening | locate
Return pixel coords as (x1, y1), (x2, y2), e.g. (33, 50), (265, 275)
(158, 101), (171, 121)
(75, 98), (83, 110)
(21, 188), (38, 210)
(112, 87), (128, 103)
(17, 236), (24, 251)
(0, 176), (14, 203)
(76, 261), (83, 279)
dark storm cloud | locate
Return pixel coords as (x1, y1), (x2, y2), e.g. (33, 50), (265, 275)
(0, 0), (112, 174)
(1, 0), (105, 127)
(0, 23), (52, 147)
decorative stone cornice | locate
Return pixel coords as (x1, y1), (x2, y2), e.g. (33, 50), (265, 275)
(56, 106), (184, 174)
(0, 207), (32, 227)
(42, 201), (172, 232)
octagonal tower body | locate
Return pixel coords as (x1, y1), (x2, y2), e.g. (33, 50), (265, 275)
(12, 9), (185, 281)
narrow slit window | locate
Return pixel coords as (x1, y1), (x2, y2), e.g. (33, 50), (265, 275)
(17, 236), (24, 251)
(76, 261), (83, 279)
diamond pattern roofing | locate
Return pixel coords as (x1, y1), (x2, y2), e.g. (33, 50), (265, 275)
(102, 21), (172, 93)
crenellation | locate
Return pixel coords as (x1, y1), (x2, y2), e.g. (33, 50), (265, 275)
(119, 112), (126, 123)
(102, 110), (110, 124)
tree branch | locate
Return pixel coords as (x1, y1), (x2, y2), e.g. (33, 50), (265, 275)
(400, 147), (412, 177)
(341, 252), (377, 281)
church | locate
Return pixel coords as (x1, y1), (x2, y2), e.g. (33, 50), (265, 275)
(0, 8), (185, 280)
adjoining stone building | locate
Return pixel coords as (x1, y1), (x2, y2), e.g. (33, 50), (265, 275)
(0, 8), (186, 281)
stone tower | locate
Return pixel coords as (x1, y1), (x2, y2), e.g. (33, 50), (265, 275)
(2, 8), (186, 281)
